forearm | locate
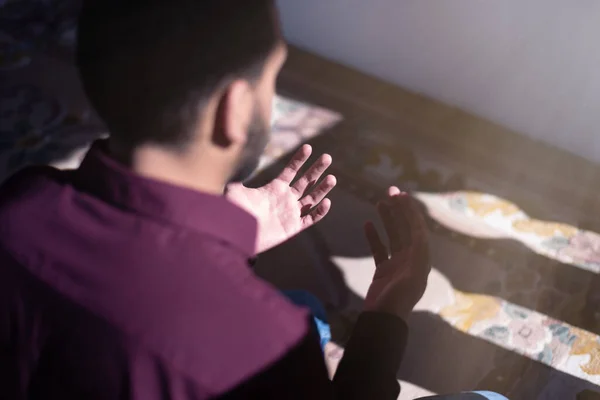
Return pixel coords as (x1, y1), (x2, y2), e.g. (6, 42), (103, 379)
(332, 312), (408, 400)
(214, 312), (407, 399)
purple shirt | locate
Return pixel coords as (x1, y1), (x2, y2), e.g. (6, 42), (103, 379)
(0, 142), (407, 399)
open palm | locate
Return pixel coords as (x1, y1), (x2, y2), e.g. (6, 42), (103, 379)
(226, 145), (337, 254)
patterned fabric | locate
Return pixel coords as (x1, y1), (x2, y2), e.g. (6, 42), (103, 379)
(0, 0), (103, 181)
(419, 392), (508, 400)
(0, 0), (79, 52)
(318, 125), (600, 397)
(444, 192), (600, 272)
(427, 191), (600, 387)
(259, 95), (341, 171)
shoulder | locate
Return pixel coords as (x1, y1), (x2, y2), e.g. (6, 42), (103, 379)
(0, 165), (63, 191)
(0, 166), (71, 255)
(0, 165), (68, 213)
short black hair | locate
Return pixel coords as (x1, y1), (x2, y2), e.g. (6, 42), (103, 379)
(76, 0), (279, 149)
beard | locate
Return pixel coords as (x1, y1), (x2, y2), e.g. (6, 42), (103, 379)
(228, 106), (270, 183)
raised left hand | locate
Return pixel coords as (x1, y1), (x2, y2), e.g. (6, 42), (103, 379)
(363, 187), (430, 320)
(226, 144), (336, 254)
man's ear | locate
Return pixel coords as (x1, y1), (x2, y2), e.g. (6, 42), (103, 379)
(213, 80), (253, 148)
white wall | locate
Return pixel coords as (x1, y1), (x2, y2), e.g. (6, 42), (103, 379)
(278, 0), (600, 163)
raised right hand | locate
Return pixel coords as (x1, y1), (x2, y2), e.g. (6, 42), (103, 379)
(363, 187), (431, 320)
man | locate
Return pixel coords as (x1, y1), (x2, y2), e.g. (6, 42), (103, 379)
(0, 0), (431, 399)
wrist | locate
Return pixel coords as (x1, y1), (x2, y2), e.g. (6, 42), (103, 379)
(363, 297), (414, 321)
(364, 305), (411, 321)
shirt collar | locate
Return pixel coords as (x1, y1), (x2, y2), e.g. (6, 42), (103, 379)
(74, 141), (257, 257)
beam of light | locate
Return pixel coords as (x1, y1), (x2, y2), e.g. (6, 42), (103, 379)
(256, 94), (343, 173)
(416, 191), (600, 273)
(333, 259), (600, 385)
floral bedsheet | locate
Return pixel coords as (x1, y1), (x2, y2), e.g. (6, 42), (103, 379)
(432, 192), (600, 385)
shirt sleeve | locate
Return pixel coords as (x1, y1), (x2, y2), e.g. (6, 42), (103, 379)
(215, 311), (408, 400)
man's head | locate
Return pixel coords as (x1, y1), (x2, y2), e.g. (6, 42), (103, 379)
(76, 0), (286, 189)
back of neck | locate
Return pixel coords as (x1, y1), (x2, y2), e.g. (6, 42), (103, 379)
(108, 140), (226, 195)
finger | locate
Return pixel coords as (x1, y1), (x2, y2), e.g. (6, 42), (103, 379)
(377, 201), (404, 253)
(408, 199), (431, 267)
(277, 144), (312, 184)
(388, 186), (402, 197)
(399, 197), (430, 276)
(402, 197), (428, 240)
(291, 153), (333, 197)
(301, 198), (331, 228)
(299, 175), (336, 207)
(364, 221), (388, 265)
(389, 195), (412, 250)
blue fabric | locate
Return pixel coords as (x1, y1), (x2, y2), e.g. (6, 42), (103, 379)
(282, 290), (331, 350)
(282, 292), (507, 400)
(418, 391), (509, 400)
